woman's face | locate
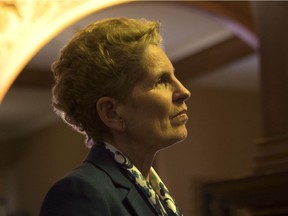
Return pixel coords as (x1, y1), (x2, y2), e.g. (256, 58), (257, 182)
(119, 45), (191, 150)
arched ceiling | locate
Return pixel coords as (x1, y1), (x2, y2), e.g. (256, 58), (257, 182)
(0, 1), (259, 145)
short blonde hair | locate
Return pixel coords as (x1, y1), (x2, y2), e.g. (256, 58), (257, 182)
(51, 18), (162, 146)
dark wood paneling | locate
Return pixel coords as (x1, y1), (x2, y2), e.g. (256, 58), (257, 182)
(174, 36), (254, 83)
(182, 1), (256, 33)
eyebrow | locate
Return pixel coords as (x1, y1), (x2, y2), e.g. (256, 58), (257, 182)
(161, 66), (175, 75)
(151, 66), (175, 82)
(157, 71), (171, 79)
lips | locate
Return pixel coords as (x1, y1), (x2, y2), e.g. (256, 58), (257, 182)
(171, 109), (188, 119)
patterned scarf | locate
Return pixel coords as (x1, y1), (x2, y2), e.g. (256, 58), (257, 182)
(103, 143), (183, 216)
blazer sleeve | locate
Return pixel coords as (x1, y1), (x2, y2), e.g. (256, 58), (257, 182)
(39, 175), (112, 216)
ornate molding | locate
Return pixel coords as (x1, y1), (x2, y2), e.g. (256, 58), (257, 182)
(0, 0), (80, 67)
(0, 0), (129, 102)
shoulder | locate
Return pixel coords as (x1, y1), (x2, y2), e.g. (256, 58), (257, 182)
(68, 163), (109, 186)
(39, 162), (126, 216)
(67, 161), (114, 188)
(43, 161), (120, 199)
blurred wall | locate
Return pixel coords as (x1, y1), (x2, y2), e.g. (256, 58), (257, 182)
(157, 86), (261, 215)
(1, 86), (260, 216)
(3, 121), (88, 216)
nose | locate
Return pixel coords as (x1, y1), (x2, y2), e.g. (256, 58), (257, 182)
(173, 78), (191, 104)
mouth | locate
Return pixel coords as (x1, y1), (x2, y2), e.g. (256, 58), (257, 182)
(171, 109), (188, 119)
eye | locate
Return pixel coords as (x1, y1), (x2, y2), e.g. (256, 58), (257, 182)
(155, 73), (170, 87)
(155, 76), (168, 87)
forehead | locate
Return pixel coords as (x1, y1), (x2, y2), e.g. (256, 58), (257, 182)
(143, 45), (174, 74)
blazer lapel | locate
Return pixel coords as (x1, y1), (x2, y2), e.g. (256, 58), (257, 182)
(85, 145), (156, 216)
(125, 186), (156, 215)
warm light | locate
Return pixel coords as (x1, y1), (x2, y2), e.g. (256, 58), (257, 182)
(0, 0), (131, 103)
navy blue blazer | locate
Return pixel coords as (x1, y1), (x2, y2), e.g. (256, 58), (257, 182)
(39, 145), (157, 216)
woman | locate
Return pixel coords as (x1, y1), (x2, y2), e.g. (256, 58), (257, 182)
(40, 18), (190, 216)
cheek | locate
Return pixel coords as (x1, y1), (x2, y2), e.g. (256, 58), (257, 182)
(141, 94), (171, 118)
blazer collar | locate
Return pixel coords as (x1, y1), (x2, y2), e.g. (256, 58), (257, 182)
(85, 144), (156, 215)
(85, 144), (130, 188)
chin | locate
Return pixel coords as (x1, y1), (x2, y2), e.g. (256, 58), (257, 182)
(176, 130), (188, 143)
(174, 134), (188, 144)
(154, 126), (188, 150)
(164, 130), (188, 147)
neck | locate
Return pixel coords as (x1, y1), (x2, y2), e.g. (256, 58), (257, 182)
(109, 135), (158, 179)
(124, 147), (156, 179)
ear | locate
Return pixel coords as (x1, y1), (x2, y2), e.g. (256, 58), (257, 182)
(96, 97), (125, 132)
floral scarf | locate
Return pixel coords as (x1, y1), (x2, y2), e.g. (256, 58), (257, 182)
(103, 143), (183, 216)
